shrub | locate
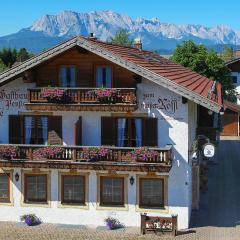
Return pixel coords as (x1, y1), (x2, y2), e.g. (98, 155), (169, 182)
(20, 214), (41, 226)
(104, 217), (123, 230)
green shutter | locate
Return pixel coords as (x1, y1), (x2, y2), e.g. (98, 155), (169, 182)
(142, 118), (158, 147)
(9, 115), (24, 144)
(48, 116), (62, 145)
(101, 117), (116, 146)
(75, 117), (82, 145)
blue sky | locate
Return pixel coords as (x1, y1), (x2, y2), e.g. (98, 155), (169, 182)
(0, 0), (239, 36)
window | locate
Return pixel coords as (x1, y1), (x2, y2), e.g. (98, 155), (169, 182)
(96, 66), (112, 88)
(24, 174), (47, 203)
(61, 175), (85, 204)
(101, 117), (157, 147)
(60, 66), (76, 87)
(0, 174), (10, 202)
(117, 118), (142, 147)
(24, 116), (48, 145)
(9, 115), (62, 145)
(232, 76), (238, 84)
(100, 177), (124, 206)
(139, 178), (164, 208)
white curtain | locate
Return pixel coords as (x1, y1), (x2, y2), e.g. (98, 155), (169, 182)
(135, 119), (142, 147)
(25, 117), (33, 144)
(117, 118), (126, 147)
(41, 117), (48, 145)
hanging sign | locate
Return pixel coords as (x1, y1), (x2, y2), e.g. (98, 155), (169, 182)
(203, 143), (215, 158)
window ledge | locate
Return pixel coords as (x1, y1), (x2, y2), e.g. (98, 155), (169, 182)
(135, 205), (169, 214)
(96, 203), (129, 211)
(0, 201), (14, 206)
(57, 202), (89, 210)
(20, 201), (51, 208)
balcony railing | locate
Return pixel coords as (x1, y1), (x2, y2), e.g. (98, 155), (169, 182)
(26, 88), (137, 112)
(0, 144), (172, 165)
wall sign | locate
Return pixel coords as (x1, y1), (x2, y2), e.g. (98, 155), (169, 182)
(0, 89), (28, 117)
(140, 93), (179, 114)
(203, 143), (215, 158)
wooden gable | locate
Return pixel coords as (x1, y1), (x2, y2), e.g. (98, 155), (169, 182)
(34, 47), (137, 88)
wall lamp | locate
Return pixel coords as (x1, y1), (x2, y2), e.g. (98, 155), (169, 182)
(15, 172), (19, 182)
(130, 176), (135, 185)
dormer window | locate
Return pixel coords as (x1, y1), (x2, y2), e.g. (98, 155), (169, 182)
(96, 66), (112, 88)
(60, 66), (76, 87)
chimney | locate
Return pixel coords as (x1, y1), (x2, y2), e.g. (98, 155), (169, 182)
(88, 32), (97, 40)
(134, 38), (142, 50)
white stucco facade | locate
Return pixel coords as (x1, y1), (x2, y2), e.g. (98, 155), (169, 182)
(0, 77), (197, 230)
(231, 72), (240, 105)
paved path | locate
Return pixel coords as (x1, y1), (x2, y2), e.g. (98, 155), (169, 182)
(1, 140), (240, 239)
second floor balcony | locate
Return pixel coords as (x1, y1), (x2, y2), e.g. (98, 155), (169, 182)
(26, 88), (137, 112)
(0, 144), (173, 172)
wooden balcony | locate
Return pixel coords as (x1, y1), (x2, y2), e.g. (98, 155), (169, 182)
(0, 144), (173, 172)
(25, 88), (137, 112)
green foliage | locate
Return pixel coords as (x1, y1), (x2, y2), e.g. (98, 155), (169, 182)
(0, 48), (33, 69)
(220, 46), (234, 62)
(171, 40), (236, 102)
(17, 48), (30, 62)
(0, 59), (8, 73)
(0, 48), (17, 67)
(110, 29), (133, 46)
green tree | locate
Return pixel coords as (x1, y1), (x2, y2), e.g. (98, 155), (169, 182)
(171, 40), (236, 102)
(0, 59), (8, 73)
(17, 48), (30, 62)
(0, 48), (17, 67)
(111, 29), (133, 46)
(220, 46), (234, 62)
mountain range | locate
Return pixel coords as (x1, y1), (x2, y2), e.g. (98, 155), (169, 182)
(0, 10), (240, 53)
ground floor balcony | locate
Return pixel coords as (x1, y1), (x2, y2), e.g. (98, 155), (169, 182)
(25, 88), (137, 112)
(0, 144), (172, 172)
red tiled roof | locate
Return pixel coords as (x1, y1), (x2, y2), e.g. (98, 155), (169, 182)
(223, 100), (240, 113)
(87, 38), (222, 107)
(0, 36), (222, 111)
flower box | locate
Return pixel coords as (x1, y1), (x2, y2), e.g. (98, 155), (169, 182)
(87, 89), (123, 104)
(131, 147), (159, 162)
(41, 88), (72, 104)
(80, 147), (110, 161)
(34, 147), (63, 160)
(0, 146), (18, 160)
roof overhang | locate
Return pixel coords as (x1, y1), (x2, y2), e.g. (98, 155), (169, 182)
(0, 36), (222, 113)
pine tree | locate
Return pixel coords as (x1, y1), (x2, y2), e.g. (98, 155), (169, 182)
(110, 29), (133, 46)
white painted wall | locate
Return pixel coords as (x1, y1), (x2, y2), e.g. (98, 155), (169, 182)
(231, 72), (240, 105)
(0, 78), (194, 229)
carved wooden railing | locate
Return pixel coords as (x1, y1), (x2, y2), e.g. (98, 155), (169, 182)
(0, 144), (172, 165)
(27, 88), (137, 105)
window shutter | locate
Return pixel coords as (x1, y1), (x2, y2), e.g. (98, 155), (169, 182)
(101, 117), (116, 146)
(9, 115), (24, 144)
(48, 116), (62, 145)
(75, 117), (82, 145)
(142, 118), (158, 147)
